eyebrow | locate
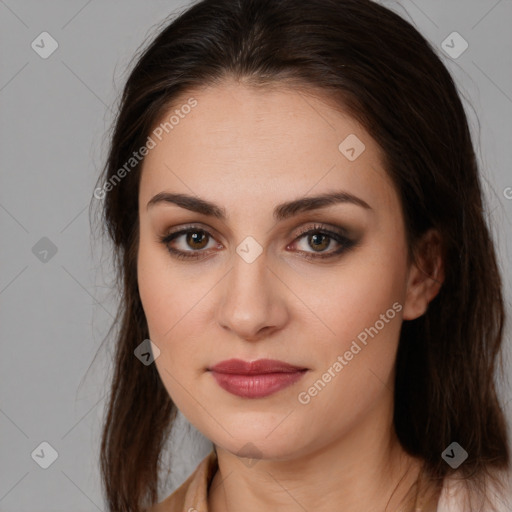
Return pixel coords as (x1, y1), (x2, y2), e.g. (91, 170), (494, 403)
(146, 190), (372, 221)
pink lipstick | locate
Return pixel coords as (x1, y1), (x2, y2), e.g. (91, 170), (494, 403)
(208, 358), (308, 398)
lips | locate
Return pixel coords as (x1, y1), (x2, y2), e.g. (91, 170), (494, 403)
(209, 358), (306, 374)
(208, 358), (308, 398)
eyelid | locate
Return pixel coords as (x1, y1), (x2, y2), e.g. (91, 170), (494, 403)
(161, 222), (222, 242)
(292, 222), (350, 239)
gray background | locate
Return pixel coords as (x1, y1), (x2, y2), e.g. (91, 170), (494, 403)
(1, 1), (511, 510)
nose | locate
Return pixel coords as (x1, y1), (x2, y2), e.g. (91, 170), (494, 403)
(216, 250), (289, 342)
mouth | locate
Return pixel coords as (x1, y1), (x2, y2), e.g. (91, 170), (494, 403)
(207, 358), (308, 399)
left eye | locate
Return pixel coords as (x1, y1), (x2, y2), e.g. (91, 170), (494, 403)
(160, 224), (354, 261)
(288, 226), (355, 260)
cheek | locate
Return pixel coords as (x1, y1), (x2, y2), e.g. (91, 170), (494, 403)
(137, 244), (173, 339)
(293, 271), (404, 445)
(293, 234), (408, 403)
(137, 251), (202, 412)
(299, 238), (408, 348)
(137, 238), (216, 398)
(137, 229), (200, 337)
(137, 239), (193, 356)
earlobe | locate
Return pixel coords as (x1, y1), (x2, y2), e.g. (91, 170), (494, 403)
(402, 229), (444, 321)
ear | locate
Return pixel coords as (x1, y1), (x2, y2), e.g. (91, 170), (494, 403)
(402, 228), (445, 321)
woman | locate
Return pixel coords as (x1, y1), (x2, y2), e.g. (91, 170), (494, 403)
(94, 0), (511, 510)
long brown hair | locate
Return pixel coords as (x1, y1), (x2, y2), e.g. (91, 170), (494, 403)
(91, 0), (510, 510)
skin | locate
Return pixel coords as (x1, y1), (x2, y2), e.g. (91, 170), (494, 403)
(137, 79), (443, 512)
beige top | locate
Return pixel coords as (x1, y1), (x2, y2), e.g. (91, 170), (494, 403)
(150, 450), (511, 512)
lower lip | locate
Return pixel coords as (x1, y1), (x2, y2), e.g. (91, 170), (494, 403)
(209, 370), (307, 398)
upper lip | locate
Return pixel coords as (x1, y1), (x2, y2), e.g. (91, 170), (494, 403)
(208, 358), (307, 375)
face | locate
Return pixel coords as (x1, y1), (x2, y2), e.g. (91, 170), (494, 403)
(137, 80), (424, 460)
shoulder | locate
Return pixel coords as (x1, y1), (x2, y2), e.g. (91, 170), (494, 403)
(437, 470), (512, 512)
(148, 449), (218, 512)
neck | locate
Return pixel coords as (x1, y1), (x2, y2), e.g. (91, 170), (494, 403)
(208, 399), (424, 512)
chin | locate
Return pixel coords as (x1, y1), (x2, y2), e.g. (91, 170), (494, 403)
(212, 430), (303, 461)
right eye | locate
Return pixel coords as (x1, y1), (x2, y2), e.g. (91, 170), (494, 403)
(159, 225), (222, 260)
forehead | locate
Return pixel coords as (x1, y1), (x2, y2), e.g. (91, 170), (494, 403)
(139, 80), (398, 215)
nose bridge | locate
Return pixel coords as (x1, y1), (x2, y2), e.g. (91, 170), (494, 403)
(216, 246), (286, 340)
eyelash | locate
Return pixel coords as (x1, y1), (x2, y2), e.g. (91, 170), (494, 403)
(158, 223), (356, 262)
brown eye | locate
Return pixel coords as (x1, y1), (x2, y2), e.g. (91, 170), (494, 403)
(290, 224), (357, 260)
(160, 226), (219, 260)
